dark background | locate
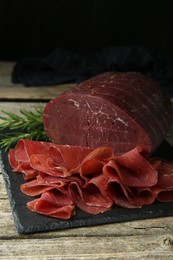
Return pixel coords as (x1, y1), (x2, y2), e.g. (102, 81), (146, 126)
(0, 0), (173, 61)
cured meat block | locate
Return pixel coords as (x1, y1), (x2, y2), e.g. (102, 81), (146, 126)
(43, 72), (173, 156)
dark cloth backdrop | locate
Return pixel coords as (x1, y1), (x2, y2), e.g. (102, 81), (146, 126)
(0, 0), (173, 60)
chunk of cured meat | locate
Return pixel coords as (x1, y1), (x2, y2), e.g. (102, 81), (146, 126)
(43, 72), (173, 156)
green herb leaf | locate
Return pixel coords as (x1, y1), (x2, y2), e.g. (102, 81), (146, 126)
(0, 106), (50, 151)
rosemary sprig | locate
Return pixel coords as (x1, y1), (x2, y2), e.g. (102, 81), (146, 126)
(0, 107), (50, 151)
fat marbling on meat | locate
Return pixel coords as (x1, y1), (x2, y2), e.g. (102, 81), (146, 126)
(43, 72), (173, 156)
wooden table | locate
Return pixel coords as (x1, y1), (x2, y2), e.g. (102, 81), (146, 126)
(0, 62), (173, 259)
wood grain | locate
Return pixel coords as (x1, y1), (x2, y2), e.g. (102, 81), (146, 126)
(0, 62), (75, 100)
(0, 84), (75, 100)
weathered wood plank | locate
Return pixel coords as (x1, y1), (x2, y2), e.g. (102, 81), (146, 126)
(0, 234), (173, 259)
(0, 102), (46, 117)
(0, 61), (76, 100)
(0, 62), (14, 80)
(0, 84), (75, 100)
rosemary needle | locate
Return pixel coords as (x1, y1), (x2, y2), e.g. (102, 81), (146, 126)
(0, 107), (50, 151)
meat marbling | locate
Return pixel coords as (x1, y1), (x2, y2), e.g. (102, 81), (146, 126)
(43, 72), (173, 156)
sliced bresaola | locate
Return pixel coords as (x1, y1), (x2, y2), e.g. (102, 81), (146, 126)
(8, 139), (173, 219)
(9, 139), (93, 179)
(68, 179), (113, 214)
(102, 146), (157, 208)
(77, 146), (113, 183)
(27, 189), (75, 220)
(103, 146), (158, 187)
(20, 179), (56, 196)
(8, 139), (52, 180)
(29, 142), (94, 177)
(19, 145), (114, 215)
(105, 177), (155, 208)
(151, 161), (173, 202)
(44, 71), (173, 156)
(20, 175), (71, 197)
(8, 148), (39, 180)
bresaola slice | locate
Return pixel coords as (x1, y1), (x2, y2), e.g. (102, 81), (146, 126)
(151, 161), (173, 202)
(103, 146), (158, 187)
(8, 139), (173, 220)
(8, 139), (93, 180)
(27, 189), (76, 220)
(43, 72), (173, 156)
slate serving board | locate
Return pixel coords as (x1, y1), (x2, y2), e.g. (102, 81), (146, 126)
(1, 140), (173, 234)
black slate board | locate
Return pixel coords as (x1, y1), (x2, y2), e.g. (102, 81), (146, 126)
(1, 140), (173, 234)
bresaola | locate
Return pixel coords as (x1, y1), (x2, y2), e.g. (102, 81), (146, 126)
(8, 140), (173, 219)
(43, 72), (173, 156)
(7, 72), (173, 220)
